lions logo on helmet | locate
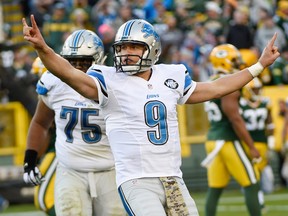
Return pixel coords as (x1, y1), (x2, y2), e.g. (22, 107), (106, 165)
(242, 77), (263, 102)
(113, 19), (162, 75)
(209, 44), (244, 74)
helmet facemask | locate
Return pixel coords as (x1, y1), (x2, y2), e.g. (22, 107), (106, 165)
(113, 41), (153, 75)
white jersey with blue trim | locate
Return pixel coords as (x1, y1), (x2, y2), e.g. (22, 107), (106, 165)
(87, 63), (197, 187)
(37, 72), (115, 172)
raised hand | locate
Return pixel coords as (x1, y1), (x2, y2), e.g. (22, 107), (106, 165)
(22, 14), (47, 51)
(258, 33), (280, 68)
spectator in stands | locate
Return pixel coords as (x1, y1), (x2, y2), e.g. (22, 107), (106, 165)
(275, 0), (288, 40)
(0, 47), (38, 116)
(42, 2), (73, 53)
(226, 5), (254, 49)
(254, 8), (286, 53)
(91, 0), (119, 30)
(97, 23), (116, 66)
(249, 0), (274, 30)
(70, 8), (94, 31)
(72, 0), (93, 15)
(159, 14), (184, 63)
(112, 3), (140, 30)
(203, 1), (227, 44)
(143, 0), (168, 24)
(29, 0), (54, 32)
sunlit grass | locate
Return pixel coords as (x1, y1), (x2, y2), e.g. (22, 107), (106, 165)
(2, 188), (287, 216)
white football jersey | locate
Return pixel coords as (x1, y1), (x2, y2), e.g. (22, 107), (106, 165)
(37, 72), (115, 172)
(87, 64), (196, 186)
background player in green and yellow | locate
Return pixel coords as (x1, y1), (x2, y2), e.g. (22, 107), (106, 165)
(202, 44), (262, 216)
(240, 77), (275, 212)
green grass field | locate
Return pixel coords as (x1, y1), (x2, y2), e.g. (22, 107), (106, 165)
(192, 187), (288, 216)
(1, 188), (287, 216)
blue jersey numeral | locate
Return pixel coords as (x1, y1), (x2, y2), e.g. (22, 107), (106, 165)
(144, 100), (168, 145)
(60, 106), (102, 143)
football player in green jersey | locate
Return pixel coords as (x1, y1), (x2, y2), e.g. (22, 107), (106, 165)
(241, 77), (275, 212)
(203, 44), (262, 216)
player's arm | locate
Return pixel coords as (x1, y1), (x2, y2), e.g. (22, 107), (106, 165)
(22, 15), (98, 100)
(23, 99), (54, 185)
(222, 91), (260, 159)
(26, 99), (54, 152)
(186, 33), (279, 104)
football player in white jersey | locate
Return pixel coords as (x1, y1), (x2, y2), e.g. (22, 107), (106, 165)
(23, 15), (279, 216)
(23, 29), (125, 216)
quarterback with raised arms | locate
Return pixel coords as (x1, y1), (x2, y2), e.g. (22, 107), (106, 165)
(23, 15), (279, 215)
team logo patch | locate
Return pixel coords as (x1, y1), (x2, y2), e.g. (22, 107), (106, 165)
(164, 79), (178, 89)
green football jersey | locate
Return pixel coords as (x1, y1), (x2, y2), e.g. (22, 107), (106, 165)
(204, 98), (239, 141)
(239, 97), (271, 143)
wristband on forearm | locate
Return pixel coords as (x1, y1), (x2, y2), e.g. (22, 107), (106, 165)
(24, 149), (38, 169)
(248, 62), (264, 77)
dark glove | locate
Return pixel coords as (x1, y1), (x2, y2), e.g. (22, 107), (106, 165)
(23, 149), (44, 185)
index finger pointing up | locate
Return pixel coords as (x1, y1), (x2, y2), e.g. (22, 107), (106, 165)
(22, 17), (28, 27)
(267, 33), (277, 49)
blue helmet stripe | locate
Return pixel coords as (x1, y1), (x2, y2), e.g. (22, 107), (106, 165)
(122, 20), (135, 39)
(72, 30), (85, 48)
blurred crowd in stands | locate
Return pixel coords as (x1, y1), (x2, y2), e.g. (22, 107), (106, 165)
(1, 0), (288, 115)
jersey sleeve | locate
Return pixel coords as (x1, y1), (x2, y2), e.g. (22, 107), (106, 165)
(178, 68), (197, 104)
(87, 66), (108, 107)
(36, 72), (58, 108)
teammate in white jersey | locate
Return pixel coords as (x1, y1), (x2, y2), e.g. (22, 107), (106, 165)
(23, 15), (279, 216)
(23, 29), (125, 216)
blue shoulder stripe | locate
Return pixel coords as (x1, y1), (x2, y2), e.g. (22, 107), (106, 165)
(87, 69), (108, 97)
(184, 70), (192, 96)
(36, 80), (48, 95)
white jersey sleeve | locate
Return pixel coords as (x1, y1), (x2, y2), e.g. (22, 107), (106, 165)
(87, 63), (197, 187)
(36, 72), (115, 172)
